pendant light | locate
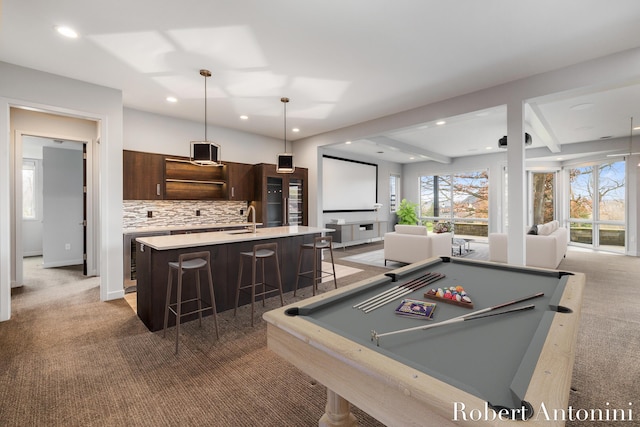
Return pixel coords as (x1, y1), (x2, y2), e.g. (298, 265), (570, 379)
(276, 97), (294, 173)
(190, 69), (221, 166)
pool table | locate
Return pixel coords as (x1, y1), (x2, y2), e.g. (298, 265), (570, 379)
(263, 257), (585, 426)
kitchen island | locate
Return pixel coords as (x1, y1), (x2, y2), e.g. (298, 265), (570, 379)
(135, 226), (331, 331)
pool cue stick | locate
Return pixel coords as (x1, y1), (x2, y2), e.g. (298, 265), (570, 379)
(371, 292), (544, 346)
(356, 273), (444, 311)
(361, 274), (445, 313)
(372, 304), (536, 346)
(352, 273), (439, 309)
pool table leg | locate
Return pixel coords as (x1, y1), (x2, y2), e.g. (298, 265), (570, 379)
(319, 389), (357, 427)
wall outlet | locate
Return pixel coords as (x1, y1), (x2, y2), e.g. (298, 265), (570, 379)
(147, 211), (153, 218)
(240, 209), (244, 215)
(196, 210), (201, 216)
(65, 243), (71, 250)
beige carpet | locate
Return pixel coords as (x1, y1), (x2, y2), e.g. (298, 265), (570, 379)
(1, 246), (638, 426)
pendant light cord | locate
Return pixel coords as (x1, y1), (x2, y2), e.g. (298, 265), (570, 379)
(281, 97), (289, 152)
(200, 69), (212, 141)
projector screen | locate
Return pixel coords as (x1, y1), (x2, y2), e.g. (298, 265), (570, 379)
(322, 155), (378, 212)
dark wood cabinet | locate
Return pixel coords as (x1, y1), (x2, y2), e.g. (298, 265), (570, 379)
(253, 163), (308, 227)
(226, 161), (254, 201)
(124, 150), (256, 201)
(123, 150), (164, 200)
(164, 156), (227, 200)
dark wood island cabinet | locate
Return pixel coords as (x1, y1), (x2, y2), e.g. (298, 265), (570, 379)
(135, 226), (329, 331)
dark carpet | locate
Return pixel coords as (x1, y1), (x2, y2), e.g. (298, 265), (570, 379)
(1, 243), (638, 426)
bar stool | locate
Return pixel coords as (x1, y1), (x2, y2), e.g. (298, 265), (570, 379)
(234, 242), (284, 326)
(163, 251), (219, 354)
(294, 235), (337, 297)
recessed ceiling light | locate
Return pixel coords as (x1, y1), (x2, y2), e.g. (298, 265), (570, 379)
(634, 126), (640, 131)
(436, 120), (446, 126)
(557, 157), (563, 160)
(345, 141), (352, 145)
(569, 103), (594, 111)
(485, 146), (493, 150)
(166, 96), (177, 103)
(409, 156), (415, 160)
(292, 128), (300, 133)
(55, 25), (78, 39)
(240, 115), (248, 120)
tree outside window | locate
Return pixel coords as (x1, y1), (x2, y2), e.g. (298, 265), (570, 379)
(569, 160), (625, 250)
(23, 160), (37, 220)
(419, 170), (489, 236)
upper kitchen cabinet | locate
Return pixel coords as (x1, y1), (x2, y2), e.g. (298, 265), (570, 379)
(164, 156), (227, 200)
(123, 150), (165, 200)
(124, 150), (255, 201)
(253, 163), (308, 227)
(226, 161), (254, 201)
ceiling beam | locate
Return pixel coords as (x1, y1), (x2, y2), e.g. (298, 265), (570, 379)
(527, 102), (561, 153)
(367, 136), (452, 164)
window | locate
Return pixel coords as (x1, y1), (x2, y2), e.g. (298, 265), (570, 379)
(419, 170), (489, 237)
(568, 160), (625, 252)
(389, 174), (400, 213)
(530, 172), (556, 225)
(22, 159), (37, 220)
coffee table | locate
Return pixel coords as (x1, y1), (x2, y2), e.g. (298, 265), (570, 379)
(452, 237), (473, 256)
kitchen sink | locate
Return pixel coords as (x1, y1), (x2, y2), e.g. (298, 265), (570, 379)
(227, 229), (258, 235)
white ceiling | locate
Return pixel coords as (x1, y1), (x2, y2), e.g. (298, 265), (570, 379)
(2, 1), (640, 163)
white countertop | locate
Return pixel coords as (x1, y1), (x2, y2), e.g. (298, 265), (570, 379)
(123, 222), (259, 235)
(135, 225), (332, 250)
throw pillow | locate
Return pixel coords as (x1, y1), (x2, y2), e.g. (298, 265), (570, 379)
(537, 222), (553, 236)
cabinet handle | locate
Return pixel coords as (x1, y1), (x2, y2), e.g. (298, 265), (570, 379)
(156, 183), (161, 196)
(166, 178), (225, 184)
(283, 197), (288, 226)
(231, 187), (235, 198)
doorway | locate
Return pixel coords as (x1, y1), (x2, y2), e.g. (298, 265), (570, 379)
(21, 136), (86, 277)
(11, 109), (99, 290)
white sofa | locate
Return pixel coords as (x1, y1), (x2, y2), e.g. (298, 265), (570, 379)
(384, 225), (452, 265)
(488, 220), (568, 269)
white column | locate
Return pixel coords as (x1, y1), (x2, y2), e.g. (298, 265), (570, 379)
(506, 101), (526, 265)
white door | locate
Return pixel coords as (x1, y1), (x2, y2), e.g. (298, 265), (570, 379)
(42, 146), (84, 268)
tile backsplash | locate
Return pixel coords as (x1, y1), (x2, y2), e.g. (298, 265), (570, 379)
(123, 200), (248, 229)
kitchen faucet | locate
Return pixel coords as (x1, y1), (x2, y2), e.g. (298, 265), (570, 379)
(246, 205), (257, 233)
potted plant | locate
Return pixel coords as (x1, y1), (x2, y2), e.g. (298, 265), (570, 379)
(396, 199), (420, 225)
(433, 221), (454, 234)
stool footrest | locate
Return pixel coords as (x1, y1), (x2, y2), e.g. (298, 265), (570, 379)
(167, 299), (215, 318)
(237, 283), (282, 297)
(298, 270), (335, 281)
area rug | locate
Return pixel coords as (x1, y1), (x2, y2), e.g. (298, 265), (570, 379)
(321, 261), (363, 282)
(341, 243), (489, 268)
(341, 249), (405, 269)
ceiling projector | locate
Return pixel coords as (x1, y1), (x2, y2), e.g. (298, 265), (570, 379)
(498, 132), (532, 148)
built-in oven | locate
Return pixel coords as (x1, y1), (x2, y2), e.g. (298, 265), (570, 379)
(123, 230), (170, 293)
